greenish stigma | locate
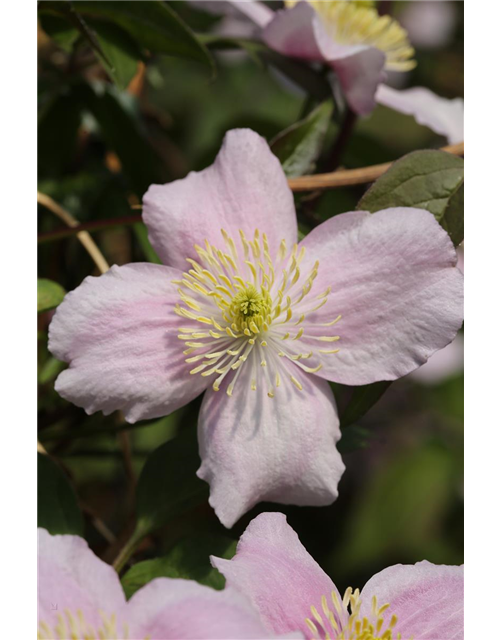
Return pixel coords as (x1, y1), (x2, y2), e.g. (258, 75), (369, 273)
(228, 285), (272, 333)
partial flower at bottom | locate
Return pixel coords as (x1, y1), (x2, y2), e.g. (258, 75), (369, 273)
(212, 512), (464, 640)
(49, 128), (463, 528)
(37, 528), (300, 639)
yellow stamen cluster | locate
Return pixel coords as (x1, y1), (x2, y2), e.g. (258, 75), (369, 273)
(37, 609), (135, 640)
(174, 228), (341, 398)
(305, 589), (405, 640)
(286, 0), (416, 72)
(228, 284), (273, 334)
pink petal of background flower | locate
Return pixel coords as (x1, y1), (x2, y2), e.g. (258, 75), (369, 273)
(359, 561), (464, 639)
(39, 528), (301, 639)
(212, 512), (338, 637)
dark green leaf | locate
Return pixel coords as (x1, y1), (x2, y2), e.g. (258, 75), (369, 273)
(38, 12), (79, 52)
(441, 181), (464, 247)
(337, 425), (372, 454)
(72, 1), (214, 72)
(83, 20), (140, 90)
(38, 453), (84, 535)
(357, 149), (464, 246)
(134, 427), (209, 539)
(38, 92), (82, 177)
(340, 381), (392, 428)
(38, 279), (66, 313)
(271, 101), (334, 177)
(121, 532), (236, 599)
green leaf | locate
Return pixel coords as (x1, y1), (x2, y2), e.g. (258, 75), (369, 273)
(339, 381), (392, 428)
(39, 357), (66, 385)
(38, 453), (84, 535)
(38, 92), (82, 177)
(72, 1), (214, 72)
(121, 532), (236, 599)
(38, 279), (66, 313)
(271, 101), (334, 177)
(134, 427), (209, 539)
(337, 425), (372, 454)
(83, 20), (140, 90)
(357, 149), (464, 246)
(38, 12), (79, 52)
(441, 181), (464, 247)
(133, 222), (161, 264)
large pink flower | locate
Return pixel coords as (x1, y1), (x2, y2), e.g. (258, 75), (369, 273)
(207, 0), (463, 141)
(49, 128), (463, 527)
(212, 512), (464, 639)
(37, 528), (300, 639)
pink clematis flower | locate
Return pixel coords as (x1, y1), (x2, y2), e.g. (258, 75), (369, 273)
(208, 0), (463, 142)
(49, 128), (463, 528)
(37, 527), (300, 639)
(212, 512), (464, 639)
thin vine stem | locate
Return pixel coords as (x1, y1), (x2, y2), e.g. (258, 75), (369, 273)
(37, 191), (110, 273)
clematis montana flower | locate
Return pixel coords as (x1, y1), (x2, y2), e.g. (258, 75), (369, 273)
(212, 512), (464, 639)
(49, 128), (463, 528)
(203, 0), (464, 142)
(37, 528), (300, 639)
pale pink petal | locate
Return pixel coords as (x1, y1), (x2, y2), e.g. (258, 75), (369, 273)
(310, 15), (386, 115)
(49, 263), (210, 423)
(126, 578), (298, 639)
(376, 84), (464, 144)
(228, 0), (274, 28)
(297, 208), (464, 385)
(213, 512), (337, 637)
(197, 359), (344, 528)
(143, 129), (297, 271)
(359, 561), (464, 639)
(38, 529), (126, 634)
(262, 2), (325, 61)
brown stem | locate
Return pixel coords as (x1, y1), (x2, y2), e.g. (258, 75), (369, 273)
(324, 107), (358, 173)
(37, 191), (110, 274)
(288, 142), (464, 192)
(38, 215), (142, 243)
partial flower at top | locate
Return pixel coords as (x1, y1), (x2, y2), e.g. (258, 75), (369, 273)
(49, 129), (464, 528)
(37, 528), (299, 639)
(205, 0), (463, 142)
(212, 512), (464, 639)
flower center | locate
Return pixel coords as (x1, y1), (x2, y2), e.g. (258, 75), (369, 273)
(37, 609), (136, 640)
(174, 228), (341, 398)
(228, 284), (272, 333)
(305, 588), (404, 640)
(285, 0), (416, 72)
